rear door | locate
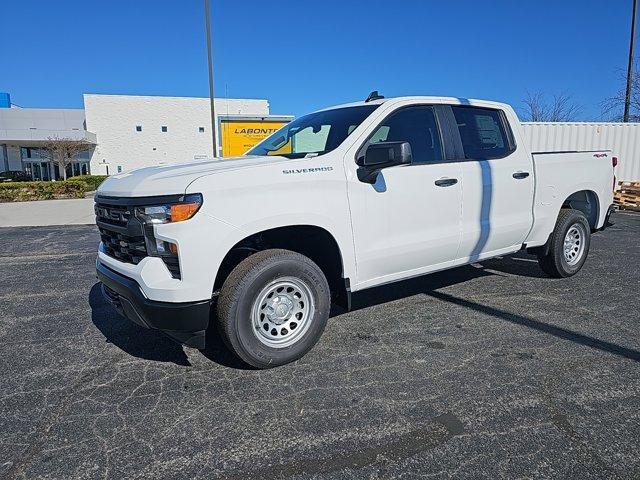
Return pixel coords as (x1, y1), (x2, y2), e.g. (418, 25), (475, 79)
(448, 105), (534, 263)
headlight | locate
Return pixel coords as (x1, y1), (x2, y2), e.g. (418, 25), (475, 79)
(133, 193), (202, 279)
(134, 193), (203, 224)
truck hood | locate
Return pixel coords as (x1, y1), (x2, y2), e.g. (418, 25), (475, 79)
(97, 155), (288, 197)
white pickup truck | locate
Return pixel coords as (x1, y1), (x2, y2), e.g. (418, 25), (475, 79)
(95, 93), (615, 368)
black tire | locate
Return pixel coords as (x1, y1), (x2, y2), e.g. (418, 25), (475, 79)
(537, 208), (591, 278)
(216, 249), (330, 368)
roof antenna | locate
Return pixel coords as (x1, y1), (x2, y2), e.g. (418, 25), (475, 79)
(365, 90), (384, 102)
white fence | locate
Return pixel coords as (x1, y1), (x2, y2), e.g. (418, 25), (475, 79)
(522, 122), (640, 183)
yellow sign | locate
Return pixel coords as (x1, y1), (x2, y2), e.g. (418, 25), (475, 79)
(221, 121), (288, 157)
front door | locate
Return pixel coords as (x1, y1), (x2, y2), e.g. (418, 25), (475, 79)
(348, 105), (463, 289)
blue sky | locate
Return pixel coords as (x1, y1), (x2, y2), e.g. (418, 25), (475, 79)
(0, 0), (635, 119)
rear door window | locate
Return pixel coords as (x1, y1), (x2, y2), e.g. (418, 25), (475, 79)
(451, 106), (514, 160)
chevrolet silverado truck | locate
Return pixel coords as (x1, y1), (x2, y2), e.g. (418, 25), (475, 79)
(95, 93), (615, 368)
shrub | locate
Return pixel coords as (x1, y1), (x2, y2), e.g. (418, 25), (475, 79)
(0, 181), (86, 202)
(67, 175), (108, 191)
(0, 171), (31, 182)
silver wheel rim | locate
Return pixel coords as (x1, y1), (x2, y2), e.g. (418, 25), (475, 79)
(251, 276), (315, 348)
(563, 222), (586, 266)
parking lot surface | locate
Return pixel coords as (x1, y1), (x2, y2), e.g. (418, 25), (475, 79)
(1, 213), (639, 479)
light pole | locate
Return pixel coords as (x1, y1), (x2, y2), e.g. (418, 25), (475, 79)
(624, 0), (638, 122)
(205, 0), (218, 156)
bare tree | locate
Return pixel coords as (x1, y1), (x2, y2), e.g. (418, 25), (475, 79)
(521, 90), (581, 122)
(522, 91), (548, 122)
(38, 136), (93, 181)
(601, 63), (640, 121)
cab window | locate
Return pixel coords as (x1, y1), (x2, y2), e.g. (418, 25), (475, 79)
(451, 106), (514, 160)
(362, 106), (444, 164)
(248, 105), (379, 159)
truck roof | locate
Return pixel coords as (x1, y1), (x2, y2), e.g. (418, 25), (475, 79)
(315, 96), (513, 113)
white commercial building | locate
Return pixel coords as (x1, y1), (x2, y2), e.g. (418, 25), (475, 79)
(0, 106), (95, 180)
(0, 92), (290, 179)
(84, 94), (286, 175)
(6, 94), (638, 184)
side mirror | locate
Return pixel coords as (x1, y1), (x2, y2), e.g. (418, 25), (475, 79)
(270, 135), (288, 149)
(357, 141), (412, 183)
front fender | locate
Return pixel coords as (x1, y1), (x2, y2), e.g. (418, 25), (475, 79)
(186, 156), (356, 284)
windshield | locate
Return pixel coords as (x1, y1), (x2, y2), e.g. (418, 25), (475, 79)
(247, 105), (380, 159)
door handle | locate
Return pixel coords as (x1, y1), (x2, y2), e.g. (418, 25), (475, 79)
(434, 178), (458, 187)
(512, 171), (530, 179)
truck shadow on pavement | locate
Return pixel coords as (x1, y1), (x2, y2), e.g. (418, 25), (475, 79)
(344, 265), (492, 314)
(89, 283), (192, 366)
(345, 258), (640, 363)
(343, 254), (547, 313)
(89, 254), (640, 367)
(89, 283), (248, 369)
(425, 289), (640, 362)
(479, 254), (550, 278)
(85, 256), (553, 368)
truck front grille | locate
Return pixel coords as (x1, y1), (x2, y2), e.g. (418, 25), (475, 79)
(95, 197), (181, 279)
(94, 203), (131, 227)
(98, 227), (147, 264)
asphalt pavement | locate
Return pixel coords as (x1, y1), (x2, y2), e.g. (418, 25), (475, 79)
(0, 213), (638, 479)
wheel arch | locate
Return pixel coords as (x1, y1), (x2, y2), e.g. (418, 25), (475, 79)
(562, 189), (600, 230)
(213, 224), (350, 309)
(527, 189), (599, 257)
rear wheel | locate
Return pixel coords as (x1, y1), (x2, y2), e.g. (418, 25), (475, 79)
(216, 249), (330, 368)
(537, 208), (591, 278)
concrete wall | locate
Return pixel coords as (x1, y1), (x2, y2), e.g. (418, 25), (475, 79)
(84, 94), (270, 175)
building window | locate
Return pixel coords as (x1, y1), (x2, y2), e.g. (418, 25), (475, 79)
(199, 127), (205, 133)
(20, 147), (41, 159)
(117, 166), (123, 173)
(161, 126), (168, 132)
(136, 126), (142, 132)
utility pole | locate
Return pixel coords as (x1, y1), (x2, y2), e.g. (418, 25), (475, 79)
(205, 0), (218, 156)
(624, 0), (638, 122)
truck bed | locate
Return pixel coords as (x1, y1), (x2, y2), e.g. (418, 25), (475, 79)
(525, 150), (614, 247)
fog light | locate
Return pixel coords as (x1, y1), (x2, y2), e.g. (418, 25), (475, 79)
(147, 237), (177, 256)
(155, 239), (171, 254)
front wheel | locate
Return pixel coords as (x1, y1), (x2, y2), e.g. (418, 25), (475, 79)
(537, 208), (591, 278)
(216, 249), (330, 368)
